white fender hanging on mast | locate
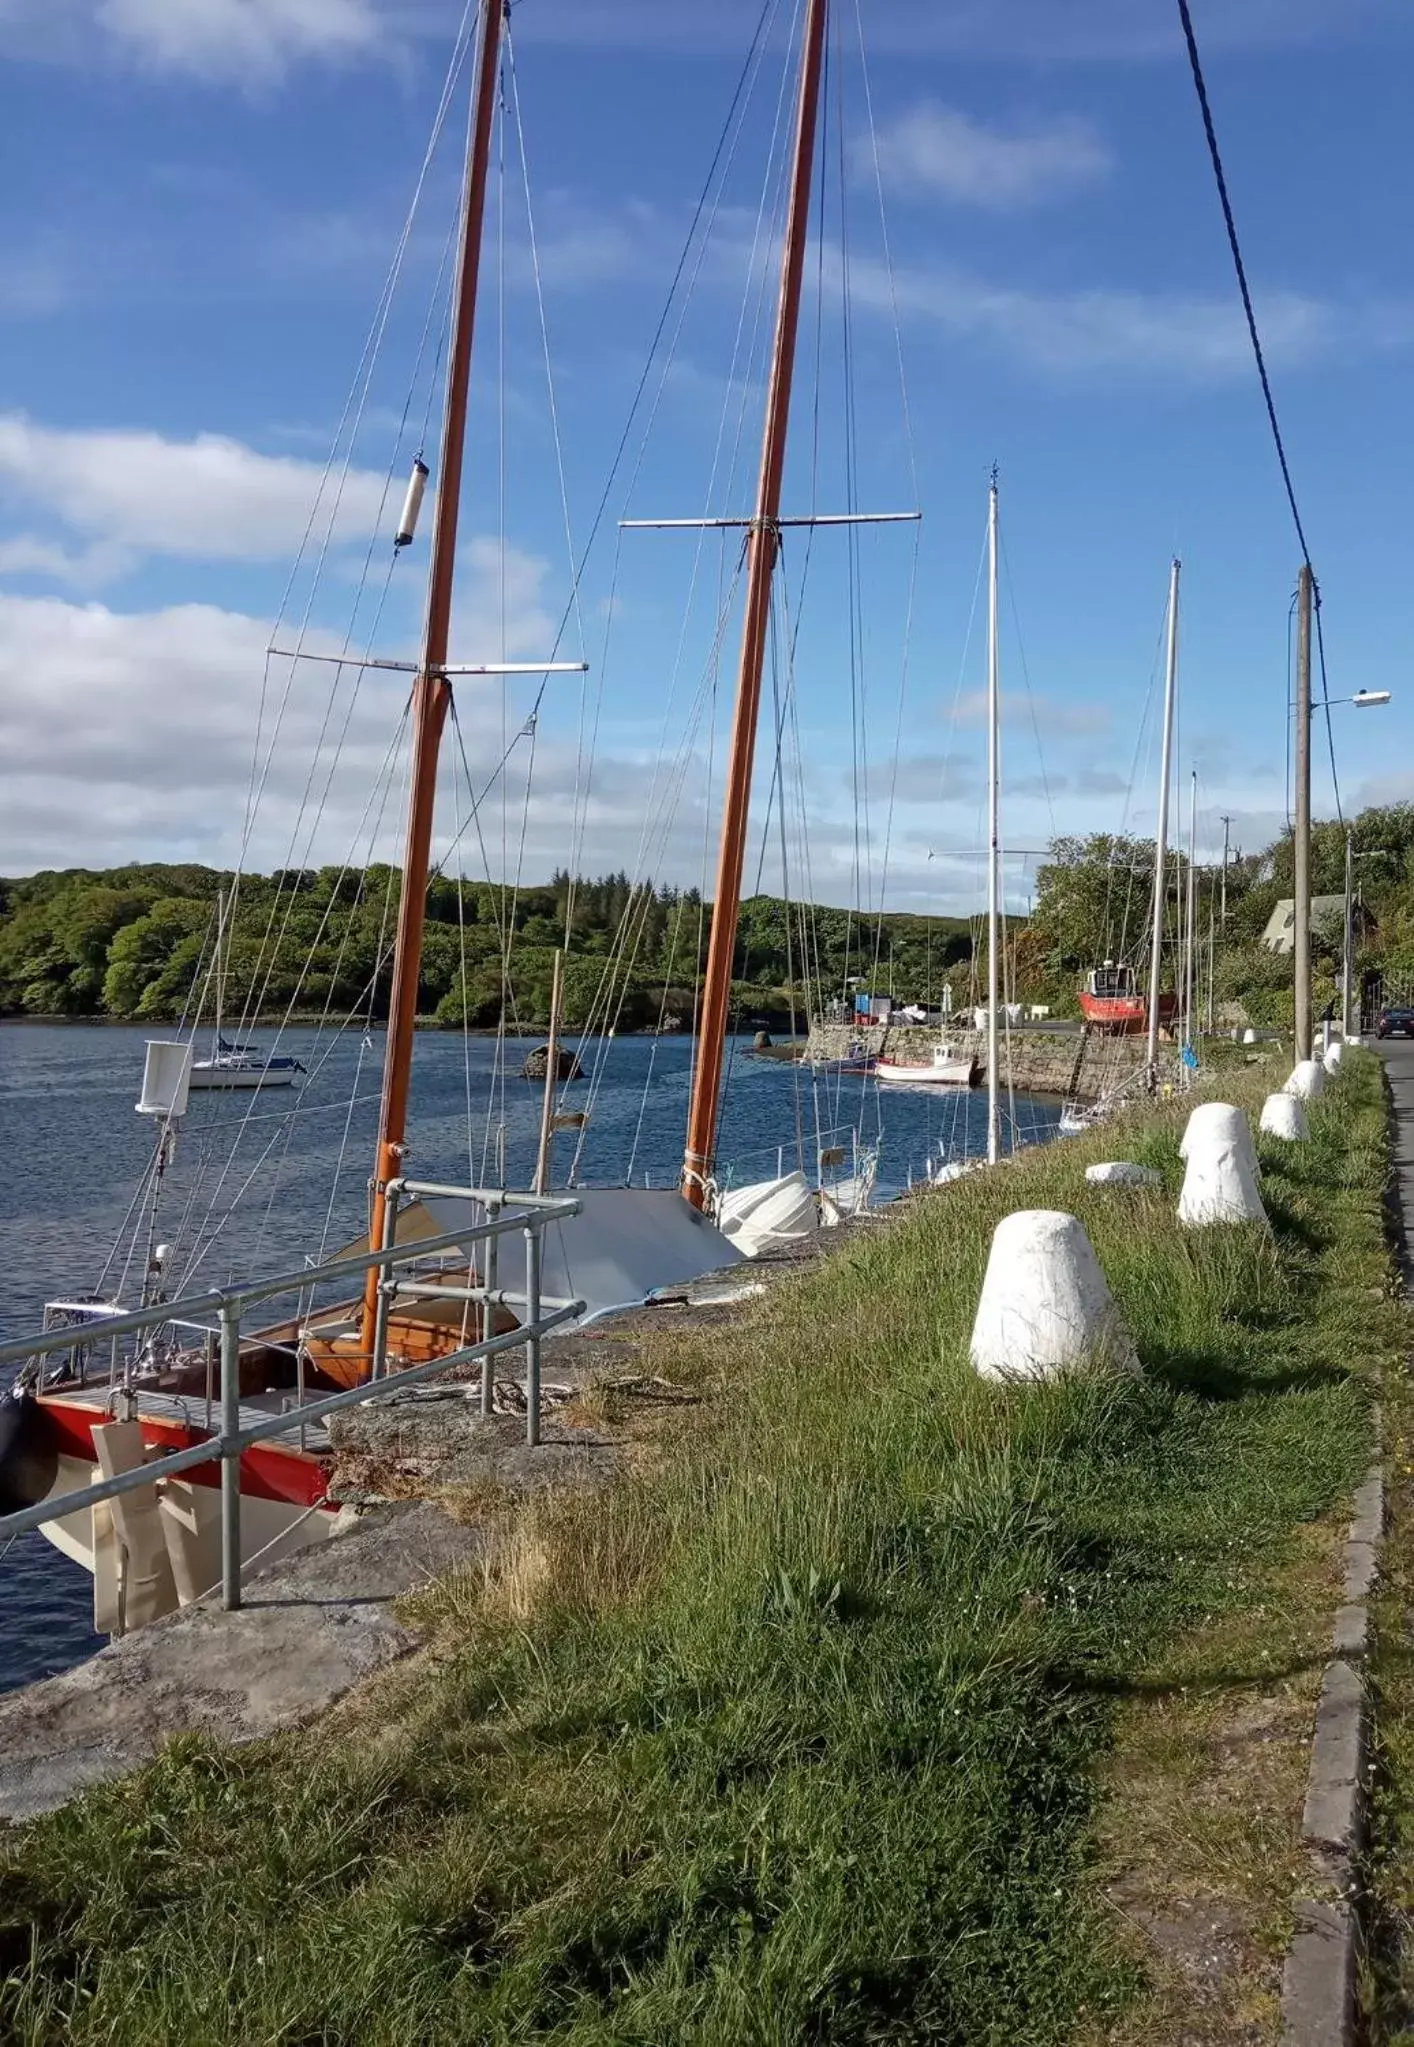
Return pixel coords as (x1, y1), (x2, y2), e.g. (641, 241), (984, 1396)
(395, 458), (430, 549)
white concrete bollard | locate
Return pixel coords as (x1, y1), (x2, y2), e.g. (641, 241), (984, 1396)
(1260, 1092), (1310, 1141)
(1242, 1027), (1258, 1044)
(1177, 1130), (1267, 1227)
(1285, 1059), (1326, 1101)
(1180, 1102), (1260, 1182)
(1085, 1161), (1162, 1187)
(969, 1210), (1138, 1383)
(1323, 1040), (1345, 1075)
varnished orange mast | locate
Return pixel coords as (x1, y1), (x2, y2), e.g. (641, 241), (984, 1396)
(681, 0), (828, 1207)
(358, 0), (505, 1367)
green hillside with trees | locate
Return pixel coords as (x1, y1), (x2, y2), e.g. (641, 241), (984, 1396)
(0, 866), (975, 1031)
(1025, 801), (1414, 1025)
(4, 801), (1410, 1033)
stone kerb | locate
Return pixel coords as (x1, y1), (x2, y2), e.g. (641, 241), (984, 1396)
(969, 1209), (1139, 1384)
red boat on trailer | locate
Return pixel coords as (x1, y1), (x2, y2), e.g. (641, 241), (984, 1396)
(1078, 960), (1177, 1036)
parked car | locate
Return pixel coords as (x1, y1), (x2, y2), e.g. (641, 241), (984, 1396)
(1376, 1005), (1414, 1039)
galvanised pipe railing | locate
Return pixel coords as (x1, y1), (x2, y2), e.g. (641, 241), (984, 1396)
(0, 1190), (582, 1613)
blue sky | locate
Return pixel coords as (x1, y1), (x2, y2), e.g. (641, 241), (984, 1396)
(1, 0), (1410, 914)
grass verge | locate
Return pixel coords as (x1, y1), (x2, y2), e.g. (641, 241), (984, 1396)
(0, 1058), (1391, 2044)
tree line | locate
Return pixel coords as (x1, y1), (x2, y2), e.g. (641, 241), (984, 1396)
(1024, 801), (1414, 1024)
(11, 804), (1407, 1034)
(0, 864), (975, 1031)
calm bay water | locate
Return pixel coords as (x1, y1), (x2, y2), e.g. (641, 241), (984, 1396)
(0, 1023), (1059, 1692)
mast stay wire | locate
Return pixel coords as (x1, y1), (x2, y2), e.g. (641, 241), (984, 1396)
(172, 710), (414, 1295)
(233, 0), (480, 1002)
(550, 0), (793, 1083)
(166, 723), (409, 1293)
(1174, 0), (1342, 821)
(224, 8), (480, 1058)
(514, 0), (787, 948)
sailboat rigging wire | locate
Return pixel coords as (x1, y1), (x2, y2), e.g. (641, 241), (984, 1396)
(850, 0), (919, 506)
(626, 892), (690, 1185)
(238, 0), (480, 878)
(568, 4), (791, 1017)
(565, 549), (751, 1170)
(997, 531), (1056, 844)
(452, 760), (477, 1188)
(531, 0), (787, 959)
(505, 25), (587, 669)
(226, 521), (411, 1057)
(312, 762), (407, 1266)
(173, 707), (414, 1294)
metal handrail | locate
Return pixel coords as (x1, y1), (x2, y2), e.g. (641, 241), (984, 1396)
(0, 1298), (583, 1547)
(0, 1193), (579, 1369)
(0, 1187), (583, 1615)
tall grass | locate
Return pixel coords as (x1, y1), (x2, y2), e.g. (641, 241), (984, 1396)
(0, 1060), (1389, 2044)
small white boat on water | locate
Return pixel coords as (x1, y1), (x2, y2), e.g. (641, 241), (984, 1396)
(874, 1044), (975, 1088)
(187, 1038), (305, 1090)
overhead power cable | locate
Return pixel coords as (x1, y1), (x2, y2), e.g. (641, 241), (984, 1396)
(1175, 0), (1342, 821)
(1174, 0), (1312, 567)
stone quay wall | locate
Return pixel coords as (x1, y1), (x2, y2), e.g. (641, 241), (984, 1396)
(802, 1022), (1149, 1102)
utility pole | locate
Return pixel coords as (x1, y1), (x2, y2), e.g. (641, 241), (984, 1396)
(1293, 565), (1313, 1062)
(1220, 814), (1232, 929)
(1184, 768), (1198, 1050)
(986, 469), (1001, 1166)
(1206, 874), (1216, 1034)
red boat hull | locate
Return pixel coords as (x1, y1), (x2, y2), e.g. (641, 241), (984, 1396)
(1078, 991), (1177, 1036)
(33, 1397), (331, 1509)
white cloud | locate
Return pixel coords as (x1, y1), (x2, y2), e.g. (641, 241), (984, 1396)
(1, 0), (385, 80)
(0, 535), (131, 586)
(0, 547), (561, 873)
(541, 191), (1404, 386)
(841, 251), (1364, 381)
(871, 104), (1110, 209)
(0, 415), (391, 578)
(956, 689), (1111, 736)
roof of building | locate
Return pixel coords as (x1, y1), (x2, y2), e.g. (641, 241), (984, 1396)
(1260, 895), (1358, 953)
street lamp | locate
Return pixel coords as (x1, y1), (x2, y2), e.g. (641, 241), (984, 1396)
(1304, 690), (1393, 710)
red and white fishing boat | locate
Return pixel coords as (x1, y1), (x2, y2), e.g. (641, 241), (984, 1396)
(1078, 961), (1177, 1036)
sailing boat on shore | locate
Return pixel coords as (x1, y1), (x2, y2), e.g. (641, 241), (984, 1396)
(1, 0), (901, 1630)
(0, 0), (741, 1627)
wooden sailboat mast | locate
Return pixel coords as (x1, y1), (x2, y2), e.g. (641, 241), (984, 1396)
(985, 472), (1001, 1166)
(1145, 559), (1180, 1065)
(361, 0), (505, 1359)
(681, 0), (828, 1207)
